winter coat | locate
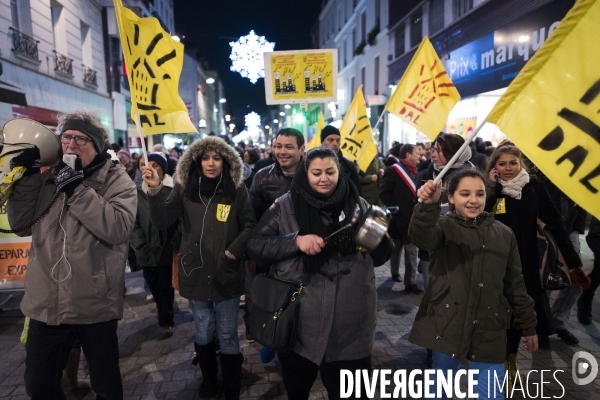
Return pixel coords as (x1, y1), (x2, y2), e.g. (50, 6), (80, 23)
(249, 161), (295, 221)
(338, 151), (362, 195)
(485, 177), (581, 336)
(130, 175), (178, 267)
(8, 160), (137, 325)
(408, 203), (537, 363)
(469, 151), (488, 171)
(358, 157), (385, 206)
(247, 193), (394, 365)
(415, 162), (474, 261)
(147, 136), (256, 302)
(379, 162), (417, 241)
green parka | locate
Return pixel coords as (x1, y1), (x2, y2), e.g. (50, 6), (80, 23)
(408, 202), (537, 363)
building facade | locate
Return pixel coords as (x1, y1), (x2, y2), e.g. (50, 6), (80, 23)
(385, 0), (575, 148)
(318, 0), (389, 150)
(0, 0), (111, 131)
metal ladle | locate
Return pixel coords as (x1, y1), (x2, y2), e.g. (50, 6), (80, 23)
(323, 204), (361, 243)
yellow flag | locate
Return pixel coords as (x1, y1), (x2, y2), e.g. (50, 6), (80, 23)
(340, 86), (377, 172)
(386, 37), (460, 140)
(486, 0), (600, 220)
(113, 0), (196, 135)
(307, 112), (325, 150)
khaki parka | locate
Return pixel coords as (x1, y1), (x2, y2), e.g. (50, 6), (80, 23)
(408, 202), (537, 363)
(8, 160), (137, 325)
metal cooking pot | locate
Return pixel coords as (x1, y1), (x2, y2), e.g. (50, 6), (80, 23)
(353, 205), (392, 252)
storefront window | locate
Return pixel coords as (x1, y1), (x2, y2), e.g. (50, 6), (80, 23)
(394, 26), (405, 58)
(410, 11), (422, 48)
(454, 0), (474, 19)
(429, 0), (445, 34)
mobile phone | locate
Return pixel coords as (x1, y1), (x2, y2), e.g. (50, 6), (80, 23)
(63, 154), (77, 170)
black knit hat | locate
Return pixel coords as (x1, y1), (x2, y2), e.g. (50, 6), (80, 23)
(147, 152), (168, 175)
(320, 125), (340, 143)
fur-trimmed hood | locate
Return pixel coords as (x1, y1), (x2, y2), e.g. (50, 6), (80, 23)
(176, 136), (243, 194)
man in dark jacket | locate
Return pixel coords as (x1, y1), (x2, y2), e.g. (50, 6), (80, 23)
(319, 125), (362, 194)
(130, 152), (178, 339)
(379, 144), (423, 294)
(250, 128), (304, 221)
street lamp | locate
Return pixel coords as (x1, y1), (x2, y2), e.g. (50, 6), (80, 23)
(279, 112), (285, 116)
(206, 78), (215, 84)
(219, 98), (227, 103)
(273, 119), (279, 124)
(284, 104), (291, 109)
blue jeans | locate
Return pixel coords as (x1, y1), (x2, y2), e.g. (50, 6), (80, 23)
(431, 351), (505, 399)
(189, 297), (240, 355)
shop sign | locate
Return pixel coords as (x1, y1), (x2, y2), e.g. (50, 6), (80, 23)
(0, 203), (31, 288)
(366, 95), (386, 106)
(447, 0), (574, 98)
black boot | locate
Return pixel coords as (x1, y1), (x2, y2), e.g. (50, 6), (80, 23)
(194, 342), (219, 398)
(220, 353), (244, 400)
(578, 264), (600, 324)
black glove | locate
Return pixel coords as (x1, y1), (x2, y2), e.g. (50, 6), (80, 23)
(55, 158), (84, 197)
(9, 147), (41, 176)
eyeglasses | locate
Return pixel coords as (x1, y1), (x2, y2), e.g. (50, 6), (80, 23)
(61, 134), (91, 146)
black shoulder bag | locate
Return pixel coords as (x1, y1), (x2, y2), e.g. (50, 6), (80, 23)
(247, 270), (306, 353)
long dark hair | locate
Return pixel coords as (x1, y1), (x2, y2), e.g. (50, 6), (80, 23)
(186, 155), (237, 203)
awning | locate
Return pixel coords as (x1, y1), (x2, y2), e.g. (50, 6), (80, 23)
(0, 81), (27, 107)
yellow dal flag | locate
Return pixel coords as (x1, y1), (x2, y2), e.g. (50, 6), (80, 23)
(386, 37), (460, 140)
(114, 0), (196, 135)
(307, 112), (325, 150)
(340, 85), (377, 172)
(486, 0), (600, 220)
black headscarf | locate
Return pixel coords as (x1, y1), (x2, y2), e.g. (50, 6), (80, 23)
(290, 166), (361, 275)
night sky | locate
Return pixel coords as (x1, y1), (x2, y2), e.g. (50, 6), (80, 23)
(174, 0), (323, 131)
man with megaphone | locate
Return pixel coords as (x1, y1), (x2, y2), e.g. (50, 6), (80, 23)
(6, 110), (138, 400)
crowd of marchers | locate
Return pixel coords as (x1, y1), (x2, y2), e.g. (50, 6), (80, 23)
(7, 109), (599, 400)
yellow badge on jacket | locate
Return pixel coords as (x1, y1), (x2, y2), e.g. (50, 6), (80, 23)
(494, 198), (506, 214)
(217, 204), (231, 222)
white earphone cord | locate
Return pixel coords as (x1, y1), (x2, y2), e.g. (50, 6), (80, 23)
(181, 174), (222, 277)
(50, 197), (72, 282)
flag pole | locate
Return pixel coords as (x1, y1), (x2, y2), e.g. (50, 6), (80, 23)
(417, 121), (486, 202)
(135, 112), (149, 166)
(355, 106), (386, 167)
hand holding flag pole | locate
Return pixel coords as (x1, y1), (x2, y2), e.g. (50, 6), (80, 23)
(135, 112), (149, 166)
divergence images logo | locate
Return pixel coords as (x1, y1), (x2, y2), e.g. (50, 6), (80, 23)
(572, 351), (599, 385)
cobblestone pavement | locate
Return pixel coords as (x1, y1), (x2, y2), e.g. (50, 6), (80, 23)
(1, 236), (600, 400)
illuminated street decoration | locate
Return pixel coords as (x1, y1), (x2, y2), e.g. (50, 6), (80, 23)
(229, 31), (275, 84)
(245, 111), (261, 139)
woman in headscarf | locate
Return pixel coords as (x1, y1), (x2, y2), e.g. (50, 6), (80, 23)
(141, 136), (256, 400)
(247, 147), (393, 400)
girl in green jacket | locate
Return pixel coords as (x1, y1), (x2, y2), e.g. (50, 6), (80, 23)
(409, 168), (538, 399)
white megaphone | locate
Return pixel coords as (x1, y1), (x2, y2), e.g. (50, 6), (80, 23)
(0, 118), (61, 205)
